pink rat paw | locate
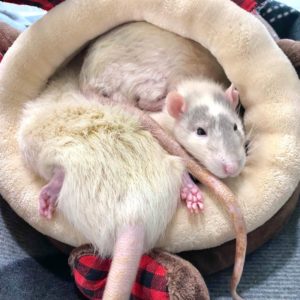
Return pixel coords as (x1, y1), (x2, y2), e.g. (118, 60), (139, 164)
(38, 168), (64, 219)
(39, 186), (58, 219)
(181, 183), (204, 214)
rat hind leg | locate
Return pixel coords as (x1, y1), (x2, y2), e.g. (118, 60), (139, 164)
(39, 167), (65, 219)
(134, 73), (168, 112)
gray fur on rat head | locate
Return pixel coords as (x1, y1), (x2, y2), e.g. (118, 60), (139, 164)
(173, 79), (246, 178)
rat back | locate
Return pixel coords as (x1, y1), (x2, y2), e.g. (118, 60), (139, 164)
(18, 85), (184, 257)
(80, 21), (227, 111)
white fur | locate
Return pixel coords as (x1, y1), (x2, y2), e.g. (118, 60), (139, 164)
(80, 22), (227, 106)
(17, 71), (184, 257)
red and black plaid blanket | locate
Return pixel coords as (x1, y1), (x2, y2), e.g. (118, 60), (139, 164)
(71, 252), (169, 300)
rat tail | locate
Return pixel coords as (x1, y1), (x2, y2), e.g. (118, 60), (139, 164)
(102, 224), (145, 300)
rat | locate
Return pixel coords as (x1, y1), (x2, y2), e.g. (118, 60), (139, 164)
(150, 78), (246, 213)
(17, 74), (185, 299)
(79, 21), (228, 112)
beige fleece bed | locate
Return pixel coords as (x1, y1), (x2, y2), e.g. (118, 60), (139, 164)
(0, 0), (300, 253)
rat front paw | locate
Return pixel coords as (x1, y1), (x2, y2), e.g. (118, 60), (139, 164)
(39, 186), (58, 219)
(181, 184), (204, 214)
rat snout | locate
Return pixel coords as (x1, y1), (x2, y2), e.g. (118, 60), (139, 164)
(222, 162), (239, 177)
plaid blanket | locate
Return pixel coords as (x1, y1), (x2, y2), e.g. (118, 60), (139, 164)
(70, 251), (169, 300)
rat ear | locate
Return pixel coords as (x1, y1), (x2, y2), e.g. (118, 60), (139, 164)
(225, 84), (239, 109)
(166, 91), (186, 119)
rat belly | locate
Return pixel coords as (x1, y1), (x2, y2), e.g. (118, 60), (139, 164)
(18, 97), (184, 257)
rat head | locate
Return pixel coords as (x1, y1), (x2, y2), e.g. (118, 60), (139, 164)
(166, 80), (246, 178)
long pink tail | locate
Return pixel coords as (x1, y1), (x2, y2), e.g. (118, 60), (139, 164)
(103, 225), (145, 300)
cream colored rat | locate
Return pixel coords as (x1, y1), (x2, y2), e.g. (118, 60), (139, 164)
(17, 70), (185, 300)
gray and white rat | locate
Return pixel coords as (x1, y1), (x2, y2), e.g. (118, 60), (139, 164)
(152, 79), (246, 178)
(150, 79), (246, 214)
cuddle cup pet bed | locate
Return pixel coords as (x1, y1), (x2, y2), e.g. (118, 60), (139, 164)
(0, 0), (300, 272)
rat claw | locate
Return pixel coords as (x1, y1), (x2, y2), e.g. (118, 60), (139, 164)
(191, 187), (198, 194)
(181, 181), (204, 213)
(182, 187), (188, 193)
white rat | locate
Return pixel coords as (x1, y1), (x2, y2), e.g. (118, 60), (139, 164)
(80, 21), (228, 112)
(17, 70), (187, 300)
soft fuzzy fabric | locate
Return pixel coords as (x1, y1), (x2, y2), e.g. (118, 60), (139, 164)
(257, 0), (300, 40)
(278, 39), (300, 74)
(0, 0), (300, 253)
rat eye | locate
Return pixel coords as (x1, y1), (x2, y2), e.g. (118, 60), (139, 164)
(197, 127), (206, 136)
(233, 123), (238, 131)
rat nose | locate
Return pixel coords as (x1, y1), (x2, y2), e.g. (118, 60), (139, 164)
(223, 163), (238, 176)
